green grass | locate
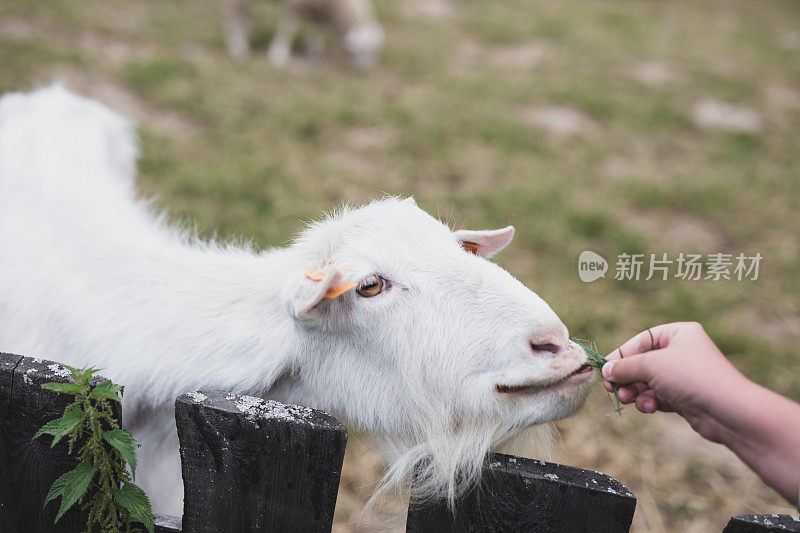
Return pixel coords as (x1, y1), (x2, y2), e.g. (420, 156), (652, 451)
(1, 3), (798, 372)
(571, 338), (623, 414)
(2, 0), (798, 526)
(1, 0), (797, 399)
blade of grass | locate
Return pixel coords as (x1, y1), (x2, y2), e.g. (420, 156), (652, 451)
(572, 337), (623, 414)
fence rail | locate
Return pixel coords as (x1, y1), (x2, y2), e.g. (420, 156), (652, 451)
(406, 454), (636, 532)
(2, 352), (798, 533)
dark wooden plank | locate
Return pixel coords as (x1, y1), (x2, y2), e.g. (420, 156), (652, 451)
(175, 390), (348, 533)
(723, 514), (800, 532)
(0, 352), (121, 533)
(155, 513), (183, 532)
(406, 453), (636, 533)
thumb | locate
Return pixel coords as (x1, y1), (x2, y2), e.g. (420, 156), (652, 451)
(602, 353), (654, 385)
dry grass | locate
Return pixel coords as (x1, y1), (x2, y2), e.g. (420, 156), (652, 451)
(557, 393), (793, 533)
(1, 0), (798, 530)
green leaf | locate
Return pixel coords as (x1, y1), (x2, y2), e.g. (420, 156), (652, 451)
(44, 462), (96, 523)
(40, 382), (82, 395)
(114, 482), (154, 533)
(32, 407), (86, 447)
(58, 363), (82, 378)
(89, 379), (123, 402)
(80, 367), (102, 381)
(32, 419), (63, 442)
(58, 364), (102, 380)
(103, 429), (140, 478)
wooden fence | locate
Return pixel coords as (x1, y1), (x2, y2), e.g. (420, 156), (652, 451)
(1, 352), (797, 533)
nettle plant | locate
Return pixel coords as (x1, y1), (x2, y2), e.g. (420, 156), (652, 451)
(32, 365), (154, 533)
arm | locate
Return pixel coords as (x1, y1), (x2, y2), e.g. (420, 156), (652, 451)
(601, 322), (800, 505)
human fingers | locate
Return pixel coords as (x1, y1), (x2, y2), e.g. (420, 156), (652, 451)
(635, 389), (659, 413)
(603, 376), (647, 392)
(652, 391), (675, 412)
(614, 382), (649, 403)
(602, 352), (656, 385)
(617, 384), (638, 404)
(605, 323), (682, 361)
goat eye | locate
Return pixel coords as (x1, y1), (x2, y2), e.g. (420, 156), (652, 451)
(356, 275), (384, 297)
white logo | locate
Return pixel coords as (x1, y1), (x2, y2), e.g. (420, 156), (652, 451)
(578, 250), (608, 282)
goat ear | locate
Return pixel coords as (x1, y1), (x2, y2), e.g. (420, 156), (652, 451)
(455, 226), (514, 258)
(287, 269), (357, 319)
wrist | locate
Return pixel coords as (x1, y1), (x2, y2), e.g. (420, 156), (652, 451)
(697, 365), (753, 425)
(690, 370), (757, 446)
(706, 379), (800, 503)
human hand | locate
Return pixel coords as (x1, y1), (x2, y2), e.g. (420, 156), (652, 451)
(602, 322), (800, 505)
(601, 321), (749, 443)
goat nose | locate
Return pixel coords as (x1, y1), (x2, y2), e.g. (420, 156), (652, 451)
(530, 342), (562, 355)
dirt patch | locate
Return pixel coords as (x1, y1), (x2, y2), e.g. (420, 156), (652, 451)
(520, 105), (600, 139)
(89, 3), (150, 33)
(42, 66), (202, 139)
(0, 17), (38, 40)
(0, 16), (156, 66)
(325, 149), (378, 178)
(630, 60), (682, 87)
(345, 126), (397, 151)
(454, 39), (551, 71)
(452, 40), (482, 68)
(692, 99), (762, 133)
(600, 138), (674, 182)
(486, 40), (550, 70)
(620, 208), (728, 252)
(74, 31), (156, 65)
(602, 156), (640, 180)
(724, 307), (800, 349)
(178, 42), (222, 65)
(333, 435), (405, 532)
(764, 83), (800, 110)
(400, 0), (459, 21)
(776, 29), (800, 51)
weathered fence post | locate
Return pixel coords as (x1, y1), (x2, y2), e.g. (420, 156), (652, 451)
(0, 352), (122, 533)
(723, 514), (800, 532)
(175, 390), (347, 533)
(155, 513), (183, 532)
(406, 453), (636, 533)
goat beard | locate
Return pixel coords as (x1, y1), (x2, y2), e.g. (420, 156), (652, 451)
(495, 423), (558, 460)
(360, 423), (558, 525)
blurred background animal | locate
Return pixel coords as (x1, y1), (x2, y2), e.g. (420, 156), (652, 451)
(223, 0), (384, 70)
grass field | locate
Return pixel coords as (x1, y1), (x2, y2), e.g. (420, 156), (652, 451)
(1, 0), (798, 530)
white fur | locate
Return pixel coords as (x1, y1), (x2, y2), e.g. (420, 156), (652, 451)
(343, 23), (384, 71)
(0, 86), (594, 515)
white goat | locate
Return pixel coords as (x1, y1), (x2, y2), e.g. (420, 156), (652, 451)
(223, 0), (384, 70)
(0, 86), (594, 515)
